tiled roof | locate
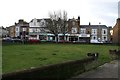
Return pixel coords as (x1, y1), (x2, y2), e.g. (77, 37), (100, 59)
(80, 25), (108, 28)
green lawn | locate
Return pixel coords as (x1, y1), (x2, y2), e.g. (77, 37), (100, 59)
(2, 43), (118, 73)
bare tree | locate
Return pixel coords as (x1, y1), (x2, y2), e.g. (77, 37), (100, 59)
(59, 11), (68, 42)
(47, 10), (68, 42)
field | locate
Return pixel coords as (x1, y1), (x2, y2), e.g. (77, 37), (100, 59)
(2, 43), (118, 73)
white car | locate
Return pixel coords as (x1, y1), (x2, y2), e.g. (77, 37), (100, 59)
(2, 37), (11, 40)
(90, 40), (103, 43)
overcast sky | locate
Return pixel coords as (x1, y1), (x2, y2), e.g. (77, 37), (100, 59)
(0, 0), (119, 27)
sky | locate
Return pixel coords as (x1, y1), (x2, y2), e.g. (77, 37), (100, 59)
(0, 0), (119, 27)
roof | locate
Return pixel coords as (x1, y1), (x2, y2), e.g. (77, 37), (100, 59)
(80, 25), (108, 28)
(30, 18), (51, 22)
(30, 19), (41, 22)
(0, 26), (8, 30)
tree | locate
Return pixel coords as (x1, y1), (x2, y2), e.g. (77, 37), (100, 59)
(59, 11), (68, 42)
(47, 10), (68, 42)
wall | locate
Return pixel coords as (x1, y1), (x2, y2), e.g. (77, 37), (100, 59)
(2, 56), (96, 80)
(9, 26), (15, 38)
(113, 18), (120, 44)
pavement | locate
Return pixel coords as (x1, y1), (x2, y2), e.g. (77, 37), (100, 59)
(69, 60), (119, 79)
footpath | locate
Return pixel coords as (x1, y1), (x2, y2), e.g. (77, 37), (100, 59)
(69, 60), (119, 79)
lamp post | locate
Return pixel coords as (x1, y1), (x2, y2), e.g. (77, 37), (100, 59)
(98, 22), (101, 42)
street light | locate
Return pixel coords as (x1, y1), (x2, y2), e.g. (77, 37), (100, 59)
(98, 22), (101, 42)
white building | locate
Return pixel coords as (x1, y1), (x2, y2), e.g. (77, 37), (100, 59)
(29, 18), (51, 41)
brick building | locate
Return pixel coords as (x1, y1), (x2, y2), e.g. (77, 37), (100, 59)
(8, 19), (29, 39)
(108, 26), (113, 43)
(15, 19), (29, 39)
(8, 25), (15, 38)
(113, 18), (120, 44)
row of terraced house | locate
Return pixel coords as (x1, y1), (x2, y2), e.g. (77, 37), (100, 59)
(3, 17), (119, 43)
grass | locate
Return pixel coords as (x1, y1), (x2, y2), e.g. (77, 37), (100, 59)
(2, 43), (119, 73)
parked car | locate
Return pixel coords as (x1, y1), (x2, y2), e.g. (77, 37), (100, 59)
(2, 37), (11, 40)
(90, 40), (103, 43)
(2, 37), (13, 42)
(28, 39), (40, 43)
(12, 38), (22, 42)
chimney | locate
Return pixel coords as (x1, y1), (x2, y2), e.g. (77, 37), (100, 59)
(89, 22), (91, 25)
(117, 18), (120, 24)
(77, 16), (80, 26)
(78, 16), (80, 20)
(19, 19), (24, 23)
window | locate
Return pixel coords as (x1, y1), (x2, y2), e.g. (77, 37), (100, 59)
(33, 28), (37, 32)
(92, 36), (97, 40)
(80, 28), (86, 34)
(93, 36), (96, 40)
(16, 27), (19, 32)
(87, 31), (90, 34)
(94, 30), (95, 34)
(39, 35), (47, 40)
(23, 28), (26, 31)
(37, 28), (40, 32)
(29, 28), (37, 32)
(40, 28), (45, 33)
(16, 32), (19, 37)
(102, 29), (107, 35)
(92, 29), (97, 35)
(16, 28), (18, 31)
(40, 21), (45, 27)
(29, 28), (33, 32)
(104, 37), (106, 40)
(42, 22), (44, 26)
(72, 28), (77, 33)
(102, 36), (107, 41)
(110, 30), (113, 35)
(104, 30), (106, 34)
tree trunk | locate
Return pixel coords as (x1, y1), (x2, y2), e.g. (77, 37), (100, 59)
(63, 34), (66, 43)
(55, 35), (58, 43)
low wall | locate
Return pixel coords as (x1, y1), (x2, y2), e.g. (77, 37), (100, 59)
(109, 49), (120, 60)
(2, 56), (96, 80)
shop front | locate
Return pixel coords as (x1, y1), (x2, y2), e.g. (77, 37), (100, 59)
(79, 34), (90, 43)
